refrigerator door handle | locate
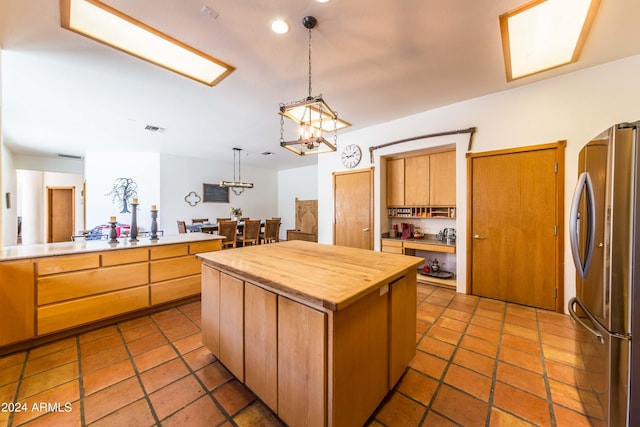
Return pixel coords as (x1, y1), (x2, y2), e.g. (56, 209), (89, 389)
(568, 297), (605, 344)
(569, 172), (596, 278)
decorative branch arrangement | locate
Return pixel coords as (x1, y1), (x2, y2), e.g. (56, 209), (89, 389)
(106, 178), (138, 213)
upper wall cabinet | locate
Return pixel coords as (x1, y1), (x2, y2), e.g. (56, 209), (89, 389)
(429, 150), (456, 206)
(386, 149), (456, 211)
(386, 158), (405, 206)
(404, 155), (430, 206)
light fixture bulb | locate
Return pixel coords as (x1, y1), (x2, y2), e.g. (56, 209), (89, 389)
(271, 19), (290, 34)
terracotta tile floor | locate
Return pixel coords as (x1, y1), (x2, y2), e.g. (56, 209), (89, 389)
(0, 283), (598, 426)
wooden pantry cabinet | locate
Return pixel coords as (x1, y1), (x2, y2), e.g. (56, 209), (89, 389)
(386, 149), (456, 212)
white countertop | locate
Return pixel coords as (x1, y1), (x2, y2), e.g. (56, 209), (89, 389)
(0, 232), (223, 261)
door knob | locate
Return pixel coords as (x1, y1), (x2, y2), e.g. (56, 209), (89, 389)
(473, 234), (486, 239)
(362, 228), (370, 232)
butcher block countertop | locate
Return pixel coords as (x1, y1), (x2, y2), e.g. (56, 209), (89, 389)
(197, 240), (423, 311)
(0, 232), (223, 262)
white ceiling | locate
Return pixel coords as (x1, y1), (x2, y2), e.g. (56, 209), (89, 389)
(1, 0), (640, 170)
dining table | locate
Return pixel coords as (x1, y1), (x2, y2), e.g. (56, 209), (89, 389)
(186, 221), (265, 235)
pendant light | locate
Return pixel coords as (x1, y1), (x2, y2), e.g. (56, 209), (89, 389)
(219, 148), (253, 195)
(279, 16), (351, 156)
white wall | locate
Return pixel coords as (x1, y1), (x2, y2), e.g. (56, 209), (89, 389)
(84, 152), (161, 231)
(14, 170), (84, 244)
(278, 164), (318, 240)
(159, 153), (278, 235)
(1, 144), (17, 246)
(318, 53), (640, 311)
(16, 169), (43, 245)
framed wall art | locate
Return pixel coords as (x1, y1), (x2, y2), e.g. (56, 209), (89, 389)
(203, 183), (229, 203)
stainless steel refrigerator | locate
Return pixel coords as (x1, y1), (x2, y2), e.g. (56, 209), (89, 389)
(569, 122), (639, 426)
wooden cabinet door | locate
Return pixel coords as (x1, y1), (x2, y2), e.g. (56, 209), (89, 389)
(278, 297), (326, 427)
(389, 274), (416, 387)
(332, 287), (389, 427)
(201, 266), (220, 354)
(220, 273), (244, 380)
(386, 158), (405, 206)
(430, 150), (456, 206)
(404, 155), (430, 206)
(0, 261), (35, 346)
(244, 283), (277, 411)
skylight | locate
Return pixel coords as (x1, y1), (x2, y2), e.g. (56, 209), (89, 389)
(499, 0), (600, 81)
(60, 0), (235, 86)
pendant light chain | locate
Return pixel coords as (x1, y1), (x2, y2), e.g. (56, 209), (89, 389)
(307, 25), (312, 99)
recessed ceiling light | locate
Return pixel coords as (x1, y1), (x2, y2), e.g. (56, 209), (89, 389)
(316, 0), (331, 3)
(271, 19), (290, 34)
(499, 0), (600, 81)
(262, 151), (275, 156)
(60, 0), (234, 86)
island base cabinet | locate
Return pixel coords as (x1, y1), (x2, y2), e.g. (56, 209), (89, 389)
(278, 296), (327, 427)
(219, 273), (245, 381)
(331, 287), (389, 427)
(244, 284), (278, 412)
(201, 266), (220, 355)
(389, 274), (417, 386)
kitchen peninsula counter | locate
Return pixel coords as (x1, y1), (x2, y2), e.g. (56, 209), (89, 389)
(197, 241), (423, 427)
(0, 233), (223, 352)
(0, 232), (222, 261)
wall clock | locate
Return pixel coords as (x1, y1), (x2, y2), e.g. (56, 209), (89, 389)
(341, 144), (362, 169)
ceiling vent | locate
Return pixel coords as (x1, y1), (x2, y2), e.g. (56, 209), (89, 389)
(145, 125), (166, 133)
(58, 153), (83, 160)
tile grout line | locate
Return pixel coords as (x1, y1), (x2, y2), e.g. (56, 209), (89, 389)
(483, 299), (507, 426)
(171, 304), (241, 424)
(150, 306), (252, 426)
(535, 307), (559, 427)
(416, 289), (482, 425)
(114, 320), (162, 426)
(75, 335), (86, 427)
(6, 351), (28, 427)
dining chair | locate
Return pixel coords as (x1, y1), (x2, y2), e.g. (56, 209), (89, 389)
(261, 219), (280, 244)
(237, 219), (261, 247)
(177, 220), (187, 234)
(216, 217), (231, 223)
(191, 218), (209, 224)
(218, 221), (238, 249)
(238, 219), (261, 246)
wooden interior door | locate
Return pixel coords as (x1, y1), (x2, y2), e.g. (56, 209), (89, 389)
(334, 168), (373, 250)
(468, 143), (564, 311)
(47, 187), (75, 243)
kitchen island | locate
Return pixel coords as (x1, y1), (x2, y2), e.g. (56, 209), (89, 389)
(0, 233), (223, 352)
(197, 240), (423, 427)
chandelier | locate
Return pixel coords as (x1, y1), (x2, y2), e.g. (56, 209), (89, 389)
(219, 148), (253, 195)
(279, 16), (351, 156)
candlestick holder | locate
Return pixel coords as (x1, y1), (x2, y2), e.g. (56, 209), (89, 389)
(150, 208), (159, 241)
(108, 221), (119, 244)
(130, 202), (139, 242)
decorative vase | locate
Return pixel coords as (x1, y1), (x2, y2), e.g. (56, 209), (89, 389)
(150, 207), (159, 240)
(130, 201), (138, 242)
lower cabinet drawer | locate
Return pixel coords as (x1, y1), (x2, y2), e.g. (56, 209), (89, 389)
(381, 245), (403, 254)
(38, 263), (149, 305)
(189, 240), (221, 254)
(150, 275), (201, 305)
(151, 256), (202, 282)
(37, 286), (149, 335)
